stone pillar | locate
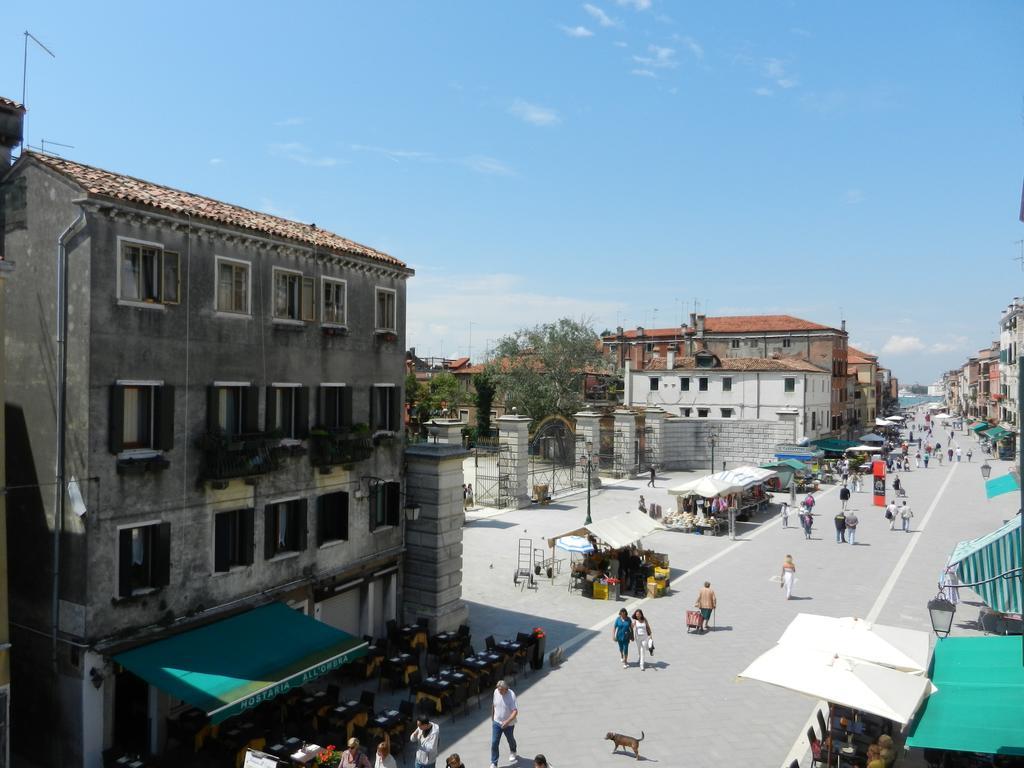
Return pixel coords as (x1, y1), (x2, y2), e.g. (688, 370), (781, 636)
(614, 409), (638, 477)
(645, 407), (667, 469)
(428, 418), (466, 445)
(498, 414), (532, 508)
(574, 410), (601, 455)
(402, 443), (470, 633)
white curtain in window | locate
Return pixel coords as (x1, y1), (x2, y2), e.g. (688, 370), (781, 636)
(122, 250), (140, 300)
(131, 528), (145, 565)
(277, 506), (288, 548)
(123, 388), (141, 444)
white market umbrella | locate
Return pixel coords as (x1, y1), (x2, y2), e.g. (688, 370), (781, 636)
(554, 535), (594, 554)
(845, 445), (883, 453)
(933, 413), (952, 420)
(737, 646), (934, 724)
(778, 614), (930, 674)
(875, 418), (897, 427)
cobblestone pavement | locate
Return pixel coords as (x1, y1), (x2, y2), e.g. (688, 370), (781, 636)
(438, 418), (1015, 768)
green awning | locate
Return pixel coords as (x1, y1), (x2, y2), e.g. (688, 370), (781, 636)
(982, 426), (1010, 441)
(114, 602), (367, 724)
(971, 422), (992, 433)
(985, 473), (1020, 499)
(810, 438), (859, 453)
(761, 459), (808, 472)
(946, 516), (1021, 614)
(906, 636), (1024, 755)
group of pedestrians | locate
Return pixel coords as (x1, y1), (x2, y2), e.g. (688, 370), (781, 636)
(612, 607), (655, 670)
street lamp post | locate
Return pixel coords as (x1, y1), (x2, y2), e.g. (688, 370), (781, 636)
(708, 432), (717, 474)
(584, 441), (594, 526)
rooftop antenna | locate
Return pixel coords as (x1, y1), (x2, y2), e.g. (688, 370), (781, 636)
(21, 31), (56, 150)
(468, 320), (475, 362)
(1014, 240), (1024, 271)
(39, 139), (74, 156)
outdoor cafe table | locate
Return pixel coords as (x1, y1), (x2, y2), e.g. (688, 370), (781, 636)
(289, 743), (324, 766)
(365, 707), (402, 739)
(415, 675), (453, 713)
(383, 652), (419, 685)
(265, 738), (303, 762)
(493, 639), (522, 657)
(354, 642), (386, 679)
(398, 624), (428, 651)
(326, 700), (368, 737)
(298, 690), (330, 720)
(460, 653), (501, 682)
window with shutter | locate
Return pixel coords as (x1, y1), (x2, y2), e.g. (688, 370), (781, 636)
(264, 499), (306, 556)
(116, 522), (169, 596)
(214, 508), (254, 571)
(318, 491), (349, 545)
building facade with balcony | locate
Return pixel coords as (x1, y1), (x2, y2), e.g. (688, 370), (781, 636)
(847, 347), (878, 429)
(1, 148), (411, 763)
(999, 299), (1024, 428)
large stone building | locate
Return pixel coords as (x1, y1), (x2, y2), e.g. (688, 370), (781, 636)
(601, 313), (851, 434)
(847, 347), (879, 428)
(0, 132), (420, 763)
(623, 349), (831, 439)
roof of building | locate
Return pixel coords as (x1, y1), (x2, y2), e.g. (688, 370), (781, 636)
(701, 315), (840, 333)
(0, 97), (24, 112)
(847, 346), (878, 365)
(643, 356), (828, 373)
(601, 314), (842, 340)
(21, 151), (406, 269)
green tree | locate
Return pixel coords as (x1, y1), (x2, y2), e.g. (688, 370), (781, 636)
(427, 371), (463, 416)
(473, 370), (497, 437)
(487, 318), (602, 422)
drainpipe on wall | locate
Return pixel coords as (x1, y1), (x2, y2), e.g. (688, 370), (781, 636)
(52, 207), (86, 755)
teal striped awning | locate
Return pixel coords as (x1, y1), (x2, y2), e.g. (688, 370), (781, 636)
(983, 426), (1011, 441)
(971, 422), (992, 433)
(986, 473), (1020, 499)
(946, 516), (1022, 615)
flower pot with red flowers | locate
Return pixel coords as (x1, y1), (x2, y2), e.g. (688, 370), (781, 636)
(530, 627), (546, 669)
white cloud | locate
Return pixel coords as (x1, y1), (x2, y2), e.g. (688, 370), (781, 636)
(882, 335), (925, 355)
(929, 335), (968, 354)
(763, 58), (800, 90)
(681, 35), (703, 60)
(509, 99), (561, 126)
(634, 44), (677, 69)
(406, 271), (624, 360)
(209, 157), (224, 165)
(274, 116), (308, 127)
(561, 25), (594, 37)
(631, 68), (657, 78)
(845, 188), (864, 204)
(584, 3), (616, 26)
(614, 0), (651, 9)
(754, 87), (773, 97)
(461, 156), (516, 176)
(269, 142), (339, 168)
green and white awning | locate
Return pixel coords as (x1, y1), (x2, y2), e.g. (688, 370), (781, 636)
(946, 516), (1022, 615)
(114, 602), (367, 723)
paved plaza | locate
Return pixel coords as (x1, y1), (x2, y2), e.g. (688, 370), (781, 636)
(439, 417), (1018, 768)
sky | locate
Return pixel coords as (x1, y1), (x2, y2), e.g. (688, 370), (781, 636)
(3, 1), (1023, 385)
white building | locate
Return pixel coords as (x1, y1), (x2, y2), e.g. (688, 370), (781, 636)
(625, 349), (832, 439)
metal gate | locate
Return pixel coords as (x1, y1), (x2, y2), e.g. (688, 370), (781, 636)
(528, 417), (583, 499)
(473, 440), (517, 509)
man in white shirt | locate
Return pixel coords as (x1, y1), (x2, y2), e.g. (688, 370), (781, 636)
(490, 680), (519, 768)
(410, 716), (439, 768)
(887, 500), (898, 531)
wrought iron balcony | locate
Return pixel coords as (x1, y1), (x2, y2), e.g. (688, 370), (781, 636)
(196, 431), (280, 483)
(310, 428), (374, 468)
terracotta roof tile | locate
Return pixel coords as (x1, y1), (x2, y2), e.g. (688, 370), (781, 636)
(643, 356), (828, 373)
(701, 315), (839, 333)
(0, 97), (24, 112)
(601, 328), (687, 340)
(24, 151), (405, 269)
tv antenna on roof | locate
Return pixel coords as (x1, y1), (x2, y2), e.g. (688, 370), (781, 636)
(21, 31), (56, 149)
(39, 139), (74, 156)
(1014, 240), (1024, 271)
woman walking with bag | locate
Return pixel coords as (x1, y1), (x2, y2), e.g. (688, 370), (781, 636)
(631, 609), (653, 671)
(612, 608), (632, 669)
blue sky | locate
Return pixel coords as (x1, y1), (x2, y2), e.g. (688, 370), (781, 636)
(4, 1), (1023, 384)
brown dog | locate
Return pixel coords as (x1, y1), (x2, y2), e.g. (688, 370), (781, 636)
(605, 730), (645, 759)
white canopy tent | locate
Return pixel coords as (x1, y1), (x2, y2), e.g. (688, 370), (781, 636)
(933, 413), (952, 420)
(584, 514), (663, 549)
(777, 614), (930, 675)
(875, 418), (897, 427)
(846, 445), (883, 453)
(737, 646), (933, 724)
(668, 466), (777, 499)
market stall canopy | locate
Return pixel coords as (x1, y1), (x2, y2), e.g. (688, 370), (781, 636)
(906, 636), (1024, 756)
(667, 475), (742, 499)
(774, 443), (825, 461)
(762, 459), (809, 472)
(717, 465), (778, 489)
(113, 602), (367, 724)
(932, 413), (952, 420)
(777, 614), (930, 674)
(886, 415), (906, 421)
(845, 445), (883, 453)
(584, 514), (663, 549)
(555, 535), (594, 554)
(737, 646), (933, 724)
(811, 438), (859, 454)
(982, 426), (1011, 441)
(985, 472), (1020, 499)
(971, 422), (992, 433)
(945, 515), (1021, 614)
(858, 433), (886, 443)
(875, 418), (897, 427)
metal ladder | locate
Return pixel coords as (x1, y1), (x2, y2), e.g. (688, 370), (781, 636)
(513, 538), (536, 589)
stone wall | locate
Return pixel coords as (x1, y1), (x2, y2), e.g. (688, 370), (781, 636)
(660, 418), (795, 470)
